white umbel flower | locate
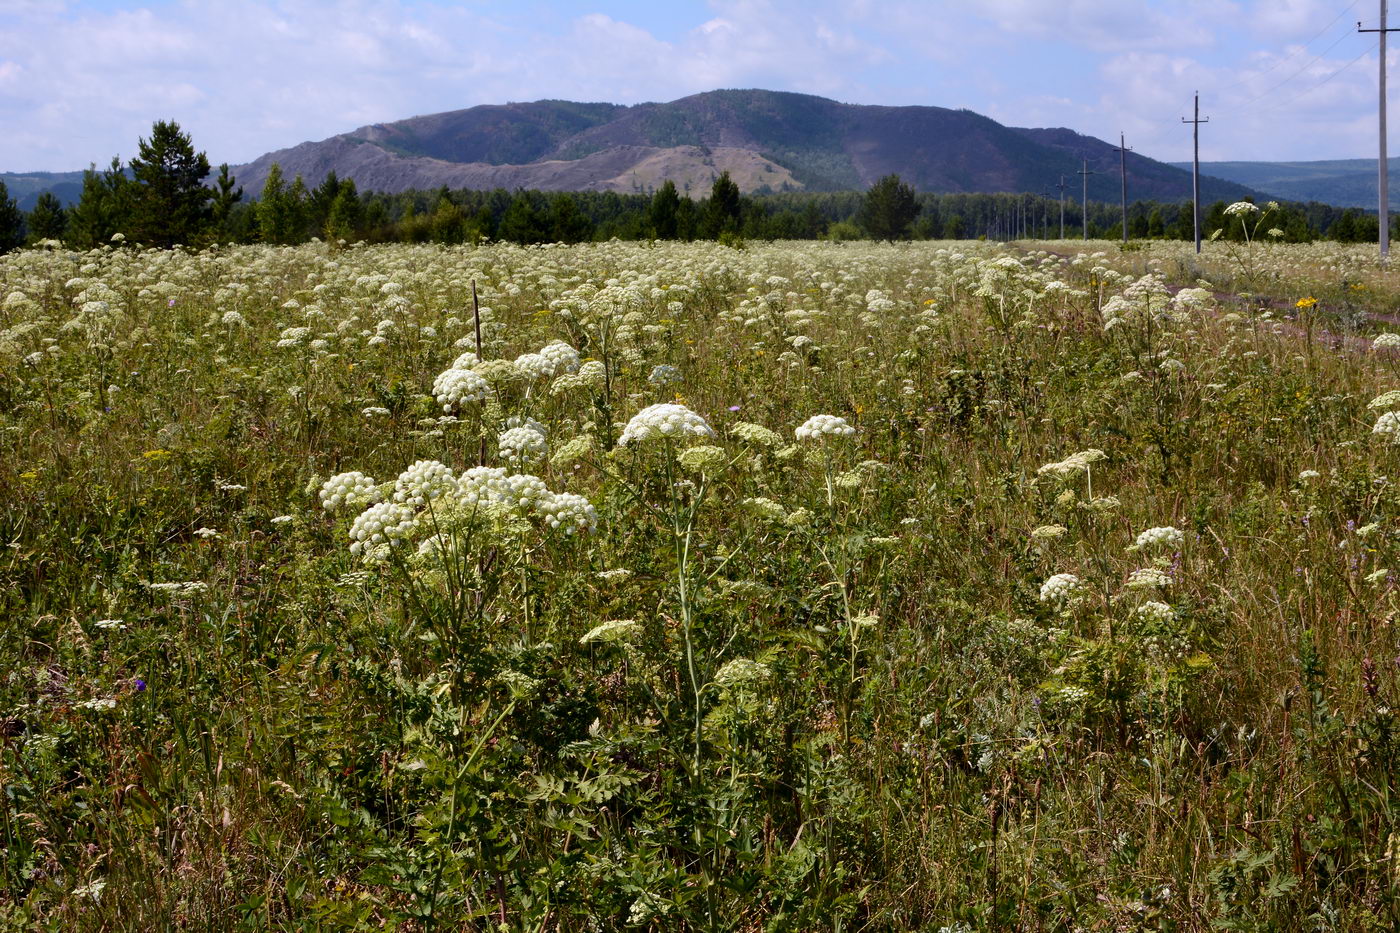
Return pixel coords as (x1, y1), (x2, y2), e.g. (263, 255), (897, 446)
(499, 424), (548, 462)
(1135, 601), (1175, 624)
(393, 460), (457, 508)
(617, 403), (715, 446)
(795, 414), (855, 440)
(1372, 333), (1400, 351)
(539, 340), (581, 375)
(319, 471), (381, 511)
(514, 352), (554, 380)
(1130, 526), (1184, 552)
(1039, 572), (1083, 606)
(459, 466), (511, 506)
(1374, 410), (1400, 439)
(537, 491), (598, 534)
(648, 364), (682, 386)
(1125, 568), (1171, 590)
(1223, 201), (1260, 216)
(499, 473), (550, 509)
(432, 367), (489, 412)
(349, 502), (419, 553)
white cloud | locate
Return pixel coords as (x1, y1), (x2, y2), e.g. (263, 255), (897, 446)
(0, 0), (1388, 171)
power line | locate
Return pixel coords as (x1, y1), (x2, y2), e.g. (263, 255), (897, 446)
(1220, 27), (1357, 113)
(1216, 0), (1363, 92)
(1252, 38), (1379, 114)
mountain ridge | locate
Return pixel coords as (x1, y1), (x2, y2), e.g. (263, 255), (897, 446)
(227, 89), (1265, 204)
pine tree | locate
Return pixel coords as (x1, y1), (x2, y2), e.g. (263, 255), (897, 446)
(27, 192), (67, 242)
(0, 181), (23, 253)
(256, 164), (306, 245)
(706, 172), (742, 238)
(210, 163), (243, 235)
(66, 157), (132, 249)
(859, 174), (919, 240)
(650, 180), (680, 239)
(128, 120), (212, 247)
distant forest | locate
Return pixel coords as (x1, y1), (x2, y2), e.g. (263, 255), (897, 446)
(2, 120), (1396, 253)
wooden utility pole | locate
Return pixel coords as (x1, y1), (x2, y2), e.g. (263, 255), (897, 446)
(1361, 1), (1399, 258)
(1078, 160), (1097, 240)
(1114, 133), (1132, 244)
(1181, 92), (1209, 254)
(1056, 175), (1069, 238)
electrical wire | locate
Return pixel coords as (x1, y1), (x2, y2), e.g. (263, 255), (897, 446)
(1220, 27), (1357, 113)
(1249, 38), (1379, 115)
(1214, 0), (1363, 93)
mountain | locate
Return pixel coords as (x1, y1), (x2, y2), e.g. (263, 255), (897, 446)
(229, 89), (1263, 203)
(1169, 158), (1398, 210)
(0, 170), (86, 210)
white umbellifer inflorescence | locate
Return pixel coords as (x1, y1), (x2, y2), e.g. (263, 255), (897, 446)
(1373, 333), (1400, 351)
(498, 424), (548, 462)
(432, 366), (489, 412)
(514, 352), (554, 381)
(1135, 601), (1175, 624)
(795, 414), (855, 441)
(617, 403), (715, 446)
(539, 340), (581, 375)
(393, 460), (458, 508)
(648, 364), (681, 386)
(1130, 526), (1184, 551)
(319, 471), (381, 511)
(1374, 410), (1400, 439)
(349, 501), (419, 554)
(499, 473), (550, 509)
(1039, 572), (1083, 606)
(537, 491), (598, 534)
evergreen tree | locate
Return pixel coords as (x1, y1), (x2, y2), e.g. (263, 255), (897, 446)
(0, 181), (23, 253)
(67, 157), (133, 248)
(550, 194), (593, 243)
(706, 171), (742, 237)
(128, 120), (212, 247)
(324, 180), (363, 242)
(256, 164), (307, 245)
(210, 163), (243, 235)
(859, 173), (919, 240)
(27, 192), (67, 242)
(498, 192), (547, 244)
(649, 180), (680, 239)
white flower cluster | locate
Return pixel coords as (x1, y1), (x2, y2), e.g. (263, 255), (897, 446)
(1135, 601), (1175, 624)
(795, 414), (855, 441)
(617, 403), (715, 446)
(319, 471), (381, 511)
(432, 366), (489, 413)
(1373, 333), (1400, 351)
(580, 618), (641, 646)
(514, 352), (554, 380)
(1130, 526), (1184, 551)
(147, 581), (208, 597)
(1125, 567), (1171, 590)
(536, 491), (598, 534)
(1374, 410), (1400, 439)
(648, 363), (682, 386)
(1223, 201), (1260, 217)
(1037, 449), (1106, 477)
(349, 502), (419, 554)
(539, 340), (581, 375)
(498, 424), (548, 462)
(1039, 572), (1083, 606)
(393, 460), (458, 508)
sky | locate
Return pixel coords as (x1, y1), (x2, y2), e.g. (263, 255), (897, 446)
(0, 0), (1394, 171)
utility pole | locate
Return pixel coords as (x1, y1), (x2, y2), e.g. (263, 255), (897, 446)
(1078, 160), (1097, 240)
(1114, 133), (1132, 244)
(1181, 92), (1209, 254)
(1056, 175), (1069, 238)
(1361, 1), (1399, 258)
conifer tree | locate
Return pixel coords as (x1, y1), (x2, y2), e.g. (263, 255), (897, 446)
(0, 181), (23, 253)
(128, 120), (212, 247)
(27, 192), (67, 242)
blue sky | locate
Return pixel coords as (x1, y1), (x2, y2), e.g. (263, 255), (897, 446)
(0, 0), (1392, 171)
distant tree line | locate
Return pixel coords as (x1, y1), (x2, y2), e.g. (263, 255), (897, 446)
(2, 122), (1396, 254)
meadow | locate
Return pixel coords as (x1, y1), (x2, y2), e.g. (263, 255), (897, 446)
(3, 228), (1400, 930)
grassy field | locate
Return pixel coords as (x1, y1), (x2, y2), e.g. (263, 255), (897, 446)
(3, 234), (1400, 930)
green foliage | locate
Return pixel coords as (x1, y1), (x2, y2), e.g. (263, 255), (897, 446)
(0, 181), (22, 254)
(27, 192), (67, 243)
(127, 120), (212, 248)
(859, 173), (919, 240)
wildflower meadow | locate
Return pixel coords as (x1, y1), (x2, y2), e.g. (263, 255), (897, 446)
(4, 232), (1400, 929)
